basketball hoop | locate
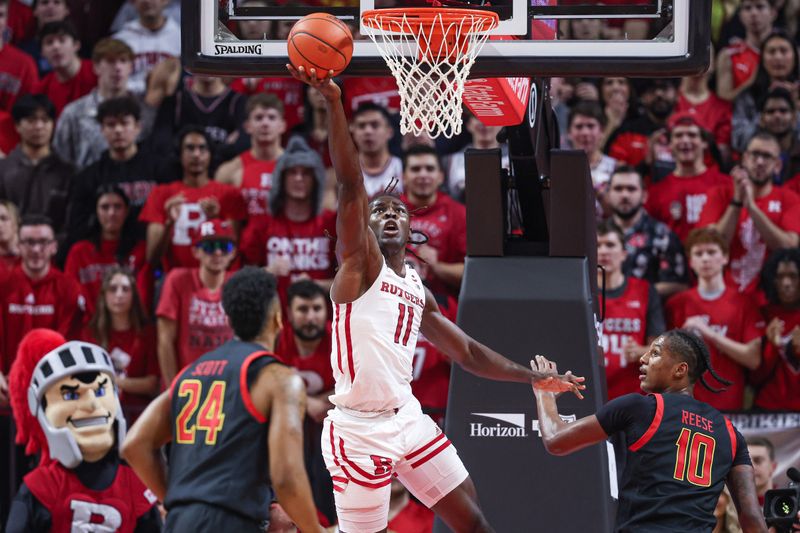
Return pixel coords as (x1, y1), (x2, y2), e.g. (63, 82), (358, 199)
(361, 8), (499, 138)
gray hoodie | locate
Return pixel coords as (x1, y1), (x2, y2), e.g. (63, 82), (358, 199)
(269, 136), (327, 216)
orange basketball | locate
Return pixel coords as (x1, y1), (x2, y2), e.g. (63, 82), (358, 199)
(288, 13), (354, 78)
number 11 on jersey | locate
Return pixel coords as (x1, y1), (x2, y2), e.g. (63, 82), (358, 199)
(394, 303), (415, 346)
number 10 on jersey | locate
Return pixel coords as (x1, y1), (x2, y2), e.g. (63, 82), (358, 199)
(674, 428), (715, 487)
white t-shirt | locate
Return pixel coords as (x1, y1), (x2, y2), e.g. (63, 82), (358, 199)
(113, 17), (181, 93)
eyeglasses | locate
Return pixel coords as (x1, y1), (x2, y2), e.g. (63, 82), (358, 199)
(20, 238), (54, 248)
(745, 150), (779, 161)
(197, 240), (235, 254)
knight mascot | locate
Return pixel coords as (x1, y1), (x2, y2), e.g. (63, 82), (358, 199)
(5, 329), (161, 532)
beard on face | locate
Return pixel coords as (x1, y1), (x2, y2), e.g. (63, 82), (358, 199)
(612, 201), (642, 220)
(649, 97), (674, 120)
(293, 322), (325, 341)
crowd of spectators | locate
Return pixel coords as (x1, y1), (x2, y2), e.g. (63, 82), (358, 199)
(0, 0), (799, 530)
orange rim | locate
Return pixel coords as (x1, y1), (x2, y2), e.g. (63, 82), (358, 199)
(362, 8), (499, 35)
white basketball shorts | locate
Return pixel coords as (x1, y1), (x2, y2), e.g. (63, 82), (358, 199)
(321, 398), (468, 533)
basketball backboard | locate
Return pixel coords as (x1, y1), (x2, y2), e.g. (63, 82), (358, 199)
(183, 0), (711, 78)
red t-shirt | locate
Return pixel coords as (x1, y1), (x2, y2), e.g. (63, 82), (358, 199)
(0, 265), (84, 373)
(139, 180), (247, 270)
(342, 77), (401, 117)
(401, 193), (467, 301)
(387, 498), (434, 533)
(275, 323), (334, 394)
(240, 210), (337, 305)
(24, 460), (156, 533)
(81, 325), (158, 420)
(239, 151), (278, 223)
(645, 167), (732, 241)
(666, 286), (764, 411)
(0, 43), (38, 112)
(698, 185), (800, 294)
(674, 92), (732, 148)
(0, 109), (20, 154)
(723, 41), (760, 88)
(156, 268), (234, 370)
(601, 278), (651, 400)
(751, 304), (800, 410)
(35, 59), (97, 116)
(230, 77), (304, 131)
(64, 239), (147, 316)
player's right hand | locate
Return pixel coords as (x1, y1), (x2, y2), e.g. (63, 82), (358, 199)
(530, 355), (586, 399)
(286, 64), (341, 101)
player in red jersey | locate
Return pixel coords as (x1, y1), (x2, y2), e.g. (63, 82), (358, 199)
(140, 126), (246, 271)
(645, 112), (732, 241)
(666, 228), (764, 410)
(596, 221), (664, 399)
(156, 219), (237, 384)
(700, 132), (800, 295)
(400, 144), (466, 303)
(215, 93), (286, 224)
(289, 64), (584, 533)
(751, 249), (800, 410)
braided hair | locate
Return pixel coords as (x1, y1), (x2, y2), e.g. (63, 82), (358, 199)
(663, 329), (732, 393)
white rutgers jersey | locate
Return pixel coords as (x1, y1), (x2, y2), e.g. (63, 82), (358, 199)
(330, 259), (426, 412)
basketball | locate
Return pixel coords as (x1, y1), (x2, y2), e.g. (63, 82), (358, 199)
(288, 13), (353, 78)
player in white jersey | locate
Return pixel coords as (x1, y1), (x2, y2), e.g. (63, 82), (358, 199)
(289, 64), (585, 533)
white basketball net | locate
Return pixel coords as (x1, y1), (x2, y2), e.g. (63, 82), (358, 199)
(362, 10), (498, 139)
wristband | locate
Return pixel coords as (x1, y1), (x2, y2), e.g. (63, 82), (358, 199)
(730, 199), (743, 208)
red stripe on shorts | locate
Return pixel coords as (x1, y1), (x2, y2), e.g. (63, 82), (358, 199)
(329, 423), (392, 488)
(339, 437), (392, 480)
(411, 439), (452, 469)
(334, 306), (343, 373)
(345, 303), (355, 378)
(405, 433), (447, 460)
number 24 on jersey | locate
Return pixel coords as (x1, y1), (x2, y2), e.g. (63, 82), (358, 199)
(176, 380), (227, 445)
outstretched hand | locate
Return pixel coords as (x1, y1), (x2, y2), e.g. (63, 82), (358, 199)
(530, 355), (586, 399)
(286, 64), (341, 101)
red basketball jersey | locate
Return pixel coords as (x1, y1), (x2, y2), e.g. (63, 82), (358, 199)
(601, 278), (651, 400)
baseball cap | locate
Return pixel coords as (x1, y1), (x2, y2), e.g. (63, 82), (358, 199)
(667, 110), (703, 132)
(191, 219), (235, 246)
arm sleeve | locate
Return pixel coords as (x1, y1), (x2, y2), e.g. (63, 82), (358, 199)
(645, 283), (665, 339)
(595, 393), (655, 437)
(5, 483), (52, 533)
(138, 186), (166, 224)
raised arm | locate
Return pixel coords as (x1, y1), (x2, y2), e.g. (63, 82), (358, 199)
(420, 287), (585, 394)
(530, 356), (607, 455)
(288, 66), (382, 302)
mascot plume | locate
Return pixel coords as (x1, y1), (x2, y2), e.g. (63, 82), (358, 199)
(6, 329), (161, 532)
